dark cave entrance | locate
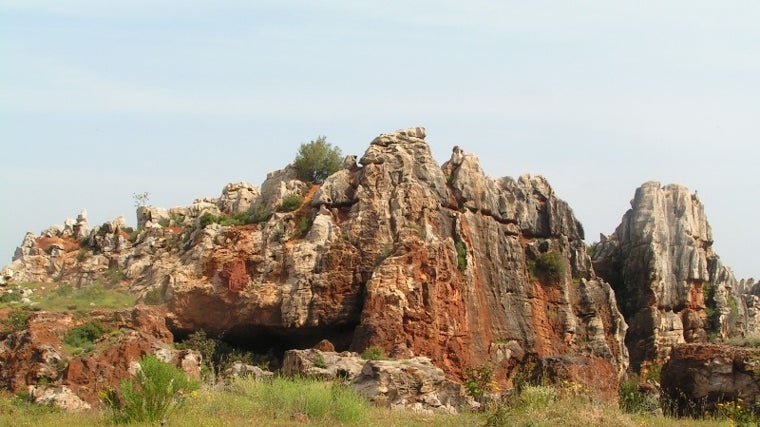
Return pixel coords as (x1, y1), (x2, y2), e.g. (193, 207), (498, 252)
(223, 322), (358, 354)
(172, 322), (359, 370)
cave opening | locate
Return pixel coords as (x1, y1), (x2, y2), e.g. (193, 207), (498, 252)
(172, 322), (359, 370)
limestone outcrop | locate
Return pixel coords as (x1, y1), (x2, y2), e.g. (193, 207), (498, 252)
(593, 182), (752, 371)
(282, 348), (475, 413)
(1, 127), (629, 400)
(0, 305), (200, 408)
(661, 343), (760, 417)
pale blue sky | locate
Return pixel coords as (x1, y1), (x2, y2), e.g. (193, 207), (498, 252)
(1, 1), (758, 279)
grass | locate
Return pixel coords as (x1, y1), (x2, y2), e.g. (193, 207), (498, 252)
(0, 377), (737, 427)
(35, 283), (135, 312)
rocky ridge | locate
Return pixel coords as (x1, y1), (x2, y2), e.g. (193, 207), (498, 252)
(592, 181), (759, 371)
(0, 127), (631, 406)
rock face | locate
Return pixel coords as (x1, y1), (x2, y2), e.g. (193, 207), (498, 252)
(1, 127), (629, 399)
(661, 343), (760, 416)
(282, 348), (474, 413)
(0, 305), (200, 408)
(593, 182), (752, 371)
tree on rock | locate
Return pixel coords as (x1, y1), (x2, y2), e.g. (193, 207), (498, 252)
(293, 136), (343, 184)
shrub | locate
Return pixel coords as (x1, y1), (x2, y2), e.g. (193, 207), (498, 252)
(361, 347), (385, 361)
(176, 330), (217, 376)
(292, 136), (343, 183)
(279, 194), (303, 212)
(176, 330), (272, 378)
(464, 365), (497, 401)
(618, 377), (659, 414)
(716, 398), (758, 426)
(514, 384), (558, 411)
(104, 354), (199, 424)
(313, 354), (327, 369)
(199, 212), (217, 228)
(250, 203), (270, 223)
(532, 251), (567, 284)
(64, 320), (110, 355)
(143, 287), (164, 305)
(199, 211), (261, 228)
(0, 291), (22, 305)
(298, 217), (312, 237)
(455, 241), (467, 271)
(1, 310), (32, 334)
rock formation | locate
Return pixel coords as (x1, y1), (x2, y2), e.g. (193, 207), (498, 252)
(282, 348), (475, 413)
(593, 181), (753, 371)
(661, 343), (760, 416)
(0, 305), (199, 408)
(0, 127), (629, 403)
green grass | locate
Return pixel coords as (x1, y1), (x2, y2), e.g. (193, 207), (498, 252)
(0, 378), (737, 427)
(35, 283), (135, 312)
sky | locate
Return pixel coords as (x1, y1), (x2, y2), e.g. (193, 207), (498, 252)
(1, 1), (757, 279)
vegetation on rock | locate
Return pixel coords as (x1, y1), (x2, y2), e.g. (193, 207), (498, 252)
(532, 251), (567, 284)
(292, 136), (343, 183)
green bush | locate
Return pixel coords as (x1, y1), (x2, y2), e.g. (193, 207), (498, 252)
(279, 194), (303, 212)
(361, 347), (385, 361)
(0, 291), (22, 305)
(532, 251), (567, 284)
(176, 330), (272, 378)
(199, 211), (263, 228)
(64, 320), (110, 355)
(176, 330), (217, 376)
(1, 310), (32, 334)
(298, 217), (312, 237)
(464, 365), (496, 400)
(105, 354), (199, 424)
(455, 241), (467, 271)
(292, 136), (343, 183)
(143, 287), (164, 305)
(313, 354), (327, 369)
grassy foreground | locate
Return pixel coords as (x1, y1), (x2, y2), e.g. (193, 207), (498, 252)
(0, 377), (734, 427)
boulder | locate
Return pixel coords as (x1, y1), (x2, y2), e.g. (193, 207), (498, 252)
(224, 362), (274, 380)
(282, 349), (364, 380)
(661, 343), (760, 417)
(353, 357), (474, 414)
(29, 385), (91, 412)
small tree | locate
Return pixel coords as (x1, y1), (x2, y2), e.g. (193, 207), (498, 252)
(132, 192), (150, 208)
(292, 136), (343, 184)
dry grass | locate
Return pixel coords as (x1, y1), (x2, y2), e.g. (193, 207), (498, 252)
(0, 380), (736, 427)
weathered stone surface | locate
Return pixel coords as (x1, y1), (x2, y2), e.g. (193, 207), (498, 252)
(282, 349), (364, 380)
(593, 182), (751, 371)
(224, 361), (274, 380)
(259, 166), (308, 213)
(0, 305), (199, 406)
(354, 356), (474, 414)
(218, 181), (260, 213)
(1, 127), (630, 401)
(661, 343), (760, 417)
(29, 385), (92, 412)
(282, 348), (475, 413)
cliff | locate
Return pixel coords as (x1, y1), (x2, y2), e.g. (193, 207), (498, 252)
(1, 127), (628, 401)
(592, 181), (757, 371)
